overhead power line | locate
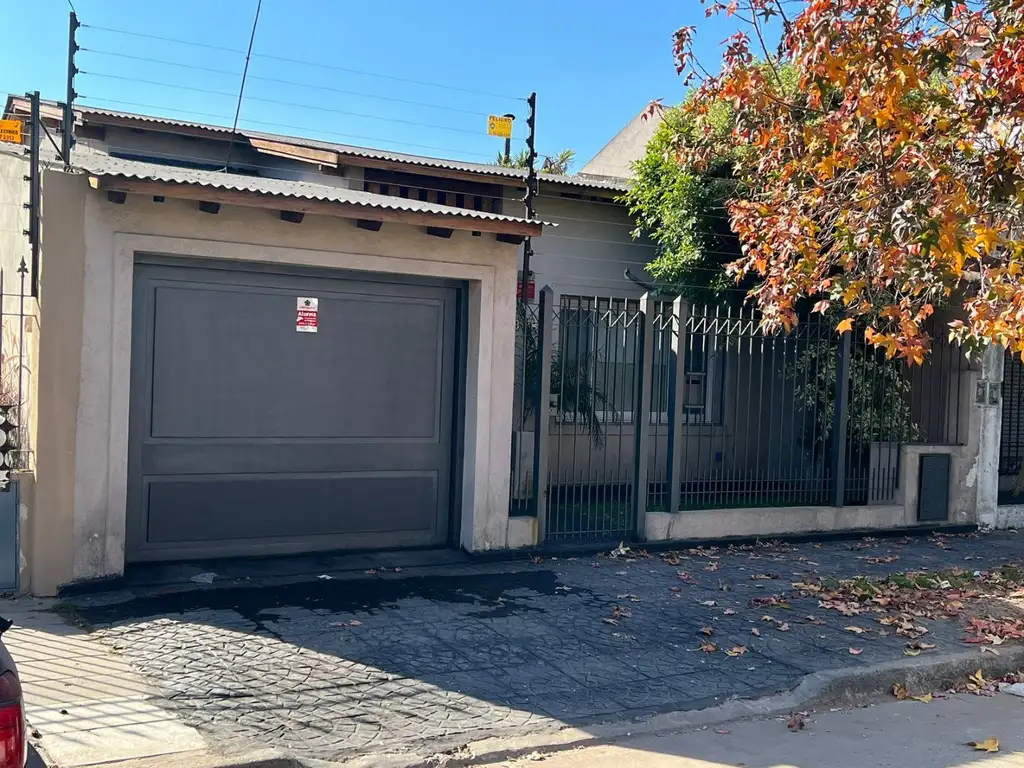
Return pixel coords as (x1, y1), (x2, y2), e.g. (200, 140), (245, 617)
(80, 23), (525, 101)
(78, 71), (527, 139)
(80, 49), (501, 117)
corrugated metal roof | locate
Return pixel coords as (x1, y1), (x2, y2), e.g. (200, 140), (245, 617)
(78, 152), (549, 228)
(244, 130), (629, 190)
(81, 105), (239, 135)
(6, 96), (631, 193)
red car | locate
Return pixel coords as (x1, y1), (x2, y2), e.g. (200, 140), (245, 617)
(0, 617), (25, 768)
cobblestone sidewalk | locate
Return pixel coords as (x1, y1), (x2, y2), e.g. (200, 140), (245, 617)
(62, 531), (1024, 763)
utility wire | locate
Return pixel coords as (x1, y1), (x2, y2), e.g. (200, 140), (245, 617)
(224, 0), (262, 171)
(80, 49), (498, 117)
(81, 23), (525, 101)
(80, 48), (243, 77)
(78, 71), (527, 139)
(81, 24), (245, 54)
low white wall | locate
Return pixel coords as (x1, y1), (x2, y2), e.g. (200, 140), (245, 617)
(991, 505), (1024, 529)
(645, 504), (910, 542)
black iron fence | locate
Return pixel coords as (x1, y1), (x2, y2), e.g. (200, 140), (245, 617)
(1000, 350), (1024, 505)
(511, 290), (971, 544)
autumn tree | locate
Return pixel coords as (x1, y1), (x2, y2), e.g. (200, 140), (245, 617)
(670, 0), (1024, 361)
(624, 65), (800, 298)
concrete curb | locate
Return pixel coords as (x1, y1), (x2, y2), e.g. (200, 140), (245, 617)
(413, 645), (1024, 768)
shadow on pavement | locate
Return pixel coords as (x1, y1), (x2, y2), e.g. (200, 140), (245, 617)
(55, 531), (1023, 763)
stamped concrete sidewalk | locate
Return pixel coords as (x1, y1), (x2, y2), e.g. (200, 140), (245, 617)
(0, 599), (207, 767)
(15, 531), (1024, 766)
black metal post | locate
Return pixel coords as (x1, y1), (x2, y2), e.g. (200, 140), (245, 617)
(520, 92), (537, 305)
(25, 92), (40, 299)
(62, 11), (79, 170)
(502, 112), (516, 165)
(633, 293), (655, 539)
(832, 330), (852, 507)
(532, 285), (554, 541)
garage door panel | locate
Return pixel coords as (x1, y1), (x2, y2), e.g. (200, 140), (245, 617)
(145, 472), (439, 544)
(141, 441), (443, 475)
(128, 260), (458, 562)
(150, 284), (446, 440)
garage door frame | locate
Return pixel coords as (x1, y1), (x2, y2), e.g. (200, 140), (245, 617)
(126, 253), (467, 563)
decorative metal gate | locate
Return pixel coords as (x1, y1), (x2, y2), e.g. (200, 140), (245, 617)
(512, 289), (969, 546)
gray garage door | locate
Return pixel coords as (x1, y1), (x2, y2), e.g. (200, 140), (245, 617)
(127, 258), (459, 562)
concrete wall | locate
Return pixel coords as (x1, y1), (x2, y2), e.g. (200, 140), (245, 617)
(28, 170), (521, 594)
(0, 150), (40, 592)
(580, 105), (664, 180)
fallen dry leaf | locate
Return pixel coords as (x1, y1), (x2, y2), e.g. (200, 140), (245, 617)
(700, 626), (714, 636)
(805, 616), (826, 626)
(968, 737), (1000, 753)
(602, 618), (618, 626)
(699, 600), (718, 607)
(669, 586), (682, 593)
(761, 615), (776, 623)
(749, 595), (792, 609)
(904, 648), (921, 657)
(849, 647), (863, 655)
(662, 552), (681, 566)
(845, 626), (870, 635)
(893, 683), (909, 700)
(725, 645), (748, 657)
(778, 622), (791, 632)
(981, 646), (1001, 655)
(907, 640), (936, 652)
(787, 713), (806, 730)
(751, 573), (779, 580)
(723, 608), (737, 616)
(751, 627), (761, 637)
(704, 560), (721, 572)
(700, 640), (718, 653)
(911, 693), (933, 703)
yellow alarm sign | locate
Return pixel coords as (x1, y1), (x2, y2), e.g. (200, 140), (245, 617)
(487, 115), (513, 139)
(0, 120), (22, 145)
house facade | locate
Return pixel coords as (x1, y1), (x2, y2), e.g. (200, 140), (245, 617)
(0, 96), (1014, 596)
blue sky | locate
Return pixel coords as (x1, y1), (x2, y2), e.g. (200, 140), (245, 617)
(1, 0), (747, 169)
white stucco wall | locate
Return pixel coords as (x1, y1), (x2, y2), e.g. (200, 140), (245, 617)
(37, 172), (521, 589)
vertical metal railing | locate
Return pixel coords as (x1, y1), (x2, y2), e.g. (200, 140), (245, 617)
(1000, 349), (1024, 505)
(513, 293), (972, 544)
(509, 300), (540, 516)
